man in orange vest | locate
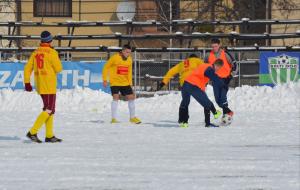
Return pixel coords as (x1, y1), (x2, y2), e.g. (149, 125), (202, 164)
(179, 59), (225, 128)
(204, 38), (236, 119)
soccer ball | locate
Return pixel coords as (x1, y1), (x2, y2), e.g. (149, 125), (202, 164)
(277, 55), (289, 65)
(221, 114), (233, 126)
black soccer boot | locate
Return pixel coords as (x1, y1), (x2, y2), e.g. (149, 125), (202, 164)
(205, 123), (219, 128)
(26, 132), (42, 143)
(45, 136), (62, 143)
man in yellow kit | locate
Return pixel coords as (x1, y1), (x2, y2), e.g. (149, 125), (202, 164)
(159, 54), (204, 89)
(102, 44), (141, 124)
(159, 54), (221, 127)
(24, 31), (63, 143)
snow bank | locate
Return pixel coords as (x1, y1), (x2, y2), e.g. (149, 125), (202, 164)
(229, 82), (300, 112)
(0, 87), (112, 113)
(0, 83), (299, 190)
(0, 83), (299, 113)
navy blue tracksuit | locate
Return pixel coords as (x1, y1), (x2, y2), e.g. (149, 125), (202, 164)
(212, 76), (232, 114)
(179, 67), (224, 124)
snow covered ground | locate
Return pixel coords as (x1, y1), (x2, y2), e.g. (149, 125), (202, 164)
(0, 83), (299, 190)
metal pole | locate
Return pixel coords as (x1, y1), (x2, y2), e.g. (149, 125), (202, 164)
(169, 0), (172, 48)
(168, 0), (173, 92)
(210, 0), (215, 32)
(168, 52), (171, 91)
(134, 50), (137, 96)
(238, 52), (241, 87)
(79, 0), (82, 21)
(169, 0), (172, 92)
(266, 0), (272, 46)
(0, 51), (2, 63)
(197, 0), (200, 19)
(67, 51), (70, 61)
(138, 52), (141, 92)
(15, 0), (22, 48)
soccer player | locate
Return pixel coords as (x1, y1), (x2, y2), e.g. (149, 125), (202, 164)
(159, 54), (204, 89)
(159, 54), (214, 127)
(24, 31), (63, 143)
(102, 44), (141, 124)
(179, 59), (225, 128)
(204, 38), (236, 119)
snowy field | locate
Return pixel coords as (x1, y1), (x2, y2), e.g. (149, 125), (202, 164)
(0, 83), (299, 190)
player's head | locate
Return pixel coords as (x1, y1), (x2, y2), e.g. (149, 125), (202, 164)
(41, 31), (53, 43)
(188, 54), (198, 58)
(121, 44), (132, 58)
(211, 38), (221, 53)
(213, 58), (224, 71)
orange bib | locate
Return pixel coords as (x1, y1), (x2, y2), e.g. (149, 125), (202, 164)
(208, 50), (231, 78)
(185, 64), (211, 91)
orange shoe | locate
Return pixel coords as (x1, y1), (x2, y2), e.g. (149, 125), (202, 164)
(228, 111), (234, 117)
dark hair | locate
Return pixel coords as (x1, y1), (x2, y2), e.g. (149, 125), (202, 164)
(211, 38), (220, 44)
(188, 54), (198, 58)
(213, 59), (224, 66)
(122, 44), (132, 50)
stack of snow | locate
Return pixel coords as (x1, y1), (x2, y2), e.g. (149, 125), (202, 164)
(229, 82), (300, 112)
(0, 83), (299, 113)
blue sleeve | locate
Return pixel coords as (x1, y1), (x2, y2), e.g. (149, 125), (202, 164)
(224, 51), (234, 64)
(204, 67), (224, 87)
(225, 51), (237, 72)
(204, 54), (209, 63)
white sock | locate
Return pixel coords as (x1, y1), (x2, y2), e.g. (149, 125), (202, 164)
(128, 100), (136, 119)
(111, 100), (118, 119)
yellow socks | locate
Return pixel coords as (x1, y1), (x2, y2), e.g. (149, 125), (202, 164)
(45, 115), (54, 138)
(29, 112), (55, 138)
(29, 111), (50, 135)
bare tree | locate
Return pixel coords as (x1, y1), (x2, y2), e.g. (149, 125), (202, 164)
(0, 0), (14, 12)
(133, 0), (298, 48)
(273, 0), (298, 45)
(176, 0), (298, 46)
(0, 0), (16, 47)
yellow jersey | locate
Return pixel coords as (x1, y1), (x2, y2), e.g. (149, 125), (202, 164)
(102, 53), (133, 87)
(162, 57), (204, 86)
(24, 43), (62, 94)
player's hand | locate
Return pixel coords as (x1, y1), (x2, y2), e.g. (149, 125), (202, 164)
(25, 83), (33, 92)
(158, 81), (165, 90)
(103, 81), (108, 88)
(231, 61), (238, 76)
